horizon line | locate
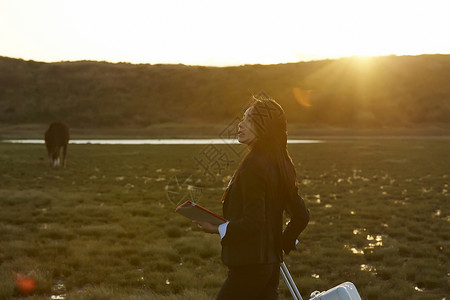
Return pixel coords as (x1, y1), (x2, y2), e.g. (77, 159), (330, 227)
(1, 53), (449, 68)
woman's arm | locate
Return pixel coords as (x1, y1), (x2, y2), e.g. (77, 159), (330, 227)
(193, 220), (219, 234)
(282, 194), (310, 254)
(194, 220), (229, 238)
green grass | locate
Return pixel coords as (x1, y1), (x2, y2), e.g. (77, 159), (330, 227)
(0, 139), (448, 299)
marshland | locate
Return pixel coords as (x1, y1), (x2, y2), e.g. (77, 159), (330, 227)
(0, 137), (448, 299)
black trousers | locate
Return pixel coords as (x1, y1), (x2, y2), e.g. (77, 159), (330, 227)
(216, 263), (280, 300)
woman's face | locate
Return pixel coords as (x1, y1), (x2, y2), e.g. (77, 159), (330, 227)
(238, 107), (257, 146)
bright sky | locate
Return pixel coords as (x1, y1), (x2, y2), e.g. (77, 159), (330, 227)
(1, 0), (449, 66)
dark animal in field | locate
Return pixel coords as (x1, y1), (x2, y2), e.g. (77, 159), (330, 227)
(44, 122), (70, 168)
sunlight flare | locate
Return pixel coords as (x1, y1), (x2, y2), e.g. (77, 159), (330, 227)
(293, 87), (313, 107)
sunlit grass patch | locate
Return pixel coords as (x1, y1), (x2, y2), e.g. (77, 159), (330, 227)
(0, 267), (15, 300)
(38, 224), (73, 241)
(165, 225), (184, 238)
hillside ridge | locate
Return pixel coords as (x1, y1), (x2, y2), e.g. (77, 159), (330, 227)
(1, 54), (450, 129)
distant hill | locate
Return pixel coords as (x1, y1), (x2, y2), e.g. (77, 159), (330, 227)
(1, 54), (449, 128)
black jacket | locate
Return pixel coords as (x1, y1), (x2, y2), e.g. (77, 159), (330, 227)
(221, 151), (309, 267)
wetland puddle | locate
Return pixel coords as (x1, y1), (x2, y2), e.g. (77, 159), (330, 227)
(51, 278), (66, 300)
(345, 229), (386, 270)
(2, 139), (323, 145)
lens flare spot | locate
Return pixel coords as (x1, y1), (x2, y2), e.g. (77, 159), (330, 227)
(293, 87), (312, 107)
(15, 276), (36, 294)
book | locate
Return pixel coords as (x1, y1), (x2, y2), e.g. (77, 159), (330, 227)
(175, 200), (227, 225)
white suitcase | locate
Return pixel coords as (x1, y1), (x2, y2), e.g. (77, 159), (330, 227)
(280, 262), (362, 300)
(309, 282), (362, 300)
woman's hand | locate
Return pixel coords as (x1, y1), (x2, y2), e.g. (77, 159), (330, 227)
(193, 220), (219, 234)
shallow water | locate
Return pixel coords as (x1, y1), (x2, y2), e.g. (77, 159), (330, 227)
(2, 139), (324, 145)
(50, 278), (66, 300)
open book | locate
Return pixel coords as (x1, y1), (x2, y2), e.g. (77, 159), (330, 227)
(175, 201), (227, 225)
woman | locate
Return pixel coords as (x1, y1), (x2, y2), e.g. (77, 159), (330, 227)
(195, 97), (309, 300)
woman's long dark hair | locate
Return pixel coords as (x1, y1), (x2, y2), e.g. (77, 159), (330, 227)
(241, 97), (299, 207)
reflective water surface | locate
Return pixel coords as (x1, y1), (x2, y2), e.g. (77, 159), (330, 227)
(2, 139), (323, 145)
(50, 278), (66, 300)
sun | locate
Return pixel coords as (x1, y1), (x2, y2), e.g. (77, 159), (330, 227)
(291, 0), (450, 61)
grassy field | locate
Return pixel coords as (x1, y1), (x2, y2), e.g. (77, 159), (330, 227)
(0, 139), (448, 299)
